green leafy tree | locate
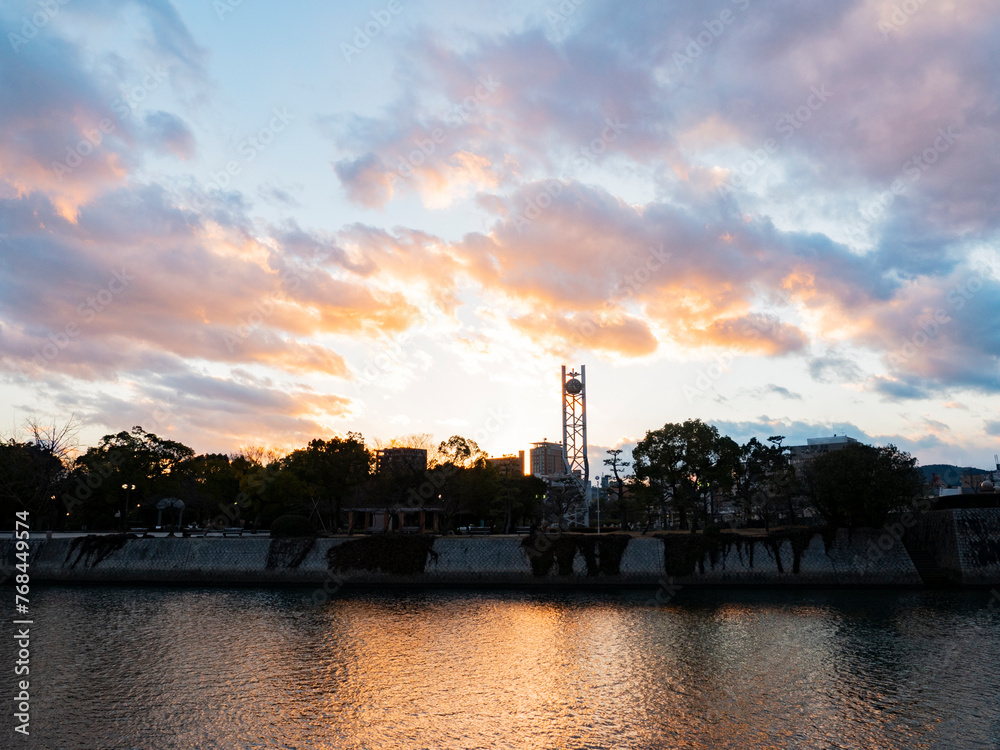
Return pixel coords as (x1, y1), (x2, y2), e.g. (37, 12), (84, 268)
(708, 435), (741, 524)
(509, 473), (547, 529)
(438, 462), (500, 530)
(228, 448), (286, 527)
(487, 460), (539, 534)
(632, 419), (730, 531)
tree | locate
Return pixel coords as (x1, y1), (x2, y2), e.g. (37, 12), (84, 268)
(632, 419), (730, 531)
(731, 437), (795, 530)
(282, 434), (371, 531)
(375, 433), (436, 453)
(435, 435), (486, 469)
(508, 474), (547, 530)
(24, 416), (80, 458)
(604, 449), (631, 528)
(708, 435), (741, 523)
(179, 454), (241, 527)
(0, 439), (66, 528)
(543, 476), (583, 531)
(802, 443), (922, 529)
(0, 417), (81, 529)
(486, 459), (543, 534)
(75, 426), (194, 530)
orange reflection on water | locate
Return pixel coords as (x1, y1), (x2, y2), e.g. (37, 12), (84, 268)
(27, 588), (995, 749)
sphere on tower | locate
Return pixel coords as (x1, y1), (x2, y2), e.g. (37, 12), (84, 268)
(565, 378), (583, 395)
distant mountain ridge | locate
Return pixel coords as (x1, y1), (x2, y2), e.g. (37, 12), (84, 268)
(920, 463), (994, 487)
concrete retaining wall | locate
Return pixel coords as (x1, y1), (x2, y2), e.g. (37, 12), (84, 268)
(6, 523), (994, 587)
(1, 511), (996, 587)
(655, 529), (922, 586)
(901, 508), (1000, 585)
(953, 509), (1000, 584)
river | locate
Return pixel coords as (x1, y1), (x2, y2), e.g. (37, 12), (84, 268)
(3, 586), (999, 749)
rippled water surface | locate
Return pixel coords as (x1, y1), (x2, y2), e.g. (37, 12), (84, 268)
(4, 586), (999, 749)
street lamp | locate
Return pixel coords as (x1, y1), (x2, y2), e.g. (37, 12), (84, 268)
(123, 484), (136, 529)
(595, 475), (601, 534)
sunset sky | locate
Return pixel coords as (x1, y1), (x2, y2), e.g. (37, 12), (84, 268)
(1, 0), (999, 469)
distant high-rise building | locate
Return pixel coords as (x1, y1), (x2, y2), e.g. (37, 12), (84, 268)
(530, 441), (565, 478)
(487, 451), (525, 476)
(788, 435), (859, 467)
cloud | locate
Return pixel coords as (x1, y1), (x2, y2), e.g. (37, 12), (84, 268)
(693, 314), (808, 356)
(62, 367), (352, 452)
(4, 0), (1000, 457)
(333, 153), (396, 209)
(142, 111), (195, 159)
(757, 384), (802, 400)
(0, 0), (205, 218)
(0, 185), (435, 382)
(510, 309), (658, 358)
(870, 377), (931, 401)
(810, 354), (864, 384)
(704, 416), (957, 459)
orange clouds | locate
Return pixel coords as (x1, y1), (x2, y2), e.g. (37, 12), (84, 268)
(511, 310), (658, 358)
(684, 314), (809, 356)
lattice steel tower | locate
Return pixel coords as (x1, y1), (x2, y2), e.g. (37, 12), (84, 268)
(562, 365), (589, 494)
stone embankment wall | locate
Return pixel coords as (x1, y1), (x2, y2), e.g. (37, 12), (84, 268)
(904, 509), (1000, 585)
(1, 510), (995, 587)
(0, 524), (976, 587)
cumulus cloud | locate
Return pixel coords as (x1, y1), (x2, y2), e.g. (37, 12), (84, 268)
(0, 1), (205, 220)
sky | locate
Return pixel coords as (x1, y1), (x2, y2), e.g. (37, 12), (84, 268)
(1, 0), (999, 470)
